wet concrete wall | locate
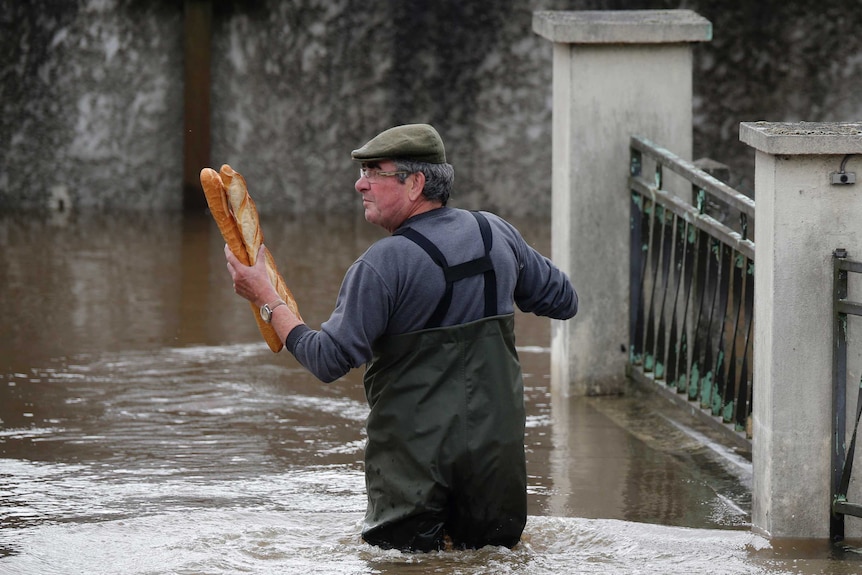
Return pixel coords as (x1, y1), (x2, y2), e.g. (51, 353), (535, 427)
(2, 0), (861, 214)
(1, 1), (184, 210)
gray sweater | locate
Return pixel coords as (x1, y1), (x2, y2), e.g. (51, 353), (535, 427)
(286, 207), (577, 382)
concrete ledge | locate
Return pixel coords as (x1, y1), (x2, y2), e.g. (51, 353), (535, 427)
(740, 121), (862, 155)
(532, 10), (712, 44)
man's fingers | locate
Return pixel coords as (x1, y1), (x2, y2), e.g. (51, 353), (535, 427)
(224, 245), (238, 278)
(255, 244), (269, 271)
(224, 243), (237, 264)
(223, 243), (272, 303)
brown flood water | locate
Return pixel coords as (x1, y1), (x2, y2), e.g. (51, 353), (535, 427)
(1, 209), (860, 574)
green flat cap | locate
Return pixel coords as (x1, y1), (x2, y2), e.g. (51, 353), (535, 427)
(351, 124), (446, 164)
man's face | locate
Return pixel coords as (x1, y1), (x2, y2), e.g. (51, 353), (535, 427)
(355, 160), (412, 232)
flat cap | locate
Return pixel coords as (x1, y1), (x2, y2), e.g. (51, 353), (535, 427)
(351, 124), (446, 164)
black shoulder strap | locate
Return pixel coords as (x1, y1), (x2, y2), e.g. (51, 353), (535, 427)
(472, 211), (497, 319)
(395, 227), (455, 328)
(394, 211), (497, 329)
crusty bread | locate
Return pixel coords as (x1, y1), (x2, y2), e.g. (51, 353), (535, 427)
(200, 168), (248, 264)
(200, 165), (302, 352)
(221, 166), (263, 264)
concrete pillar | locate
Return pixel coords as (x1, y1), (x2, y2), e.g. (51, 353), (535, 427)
(740, 121), (862, 538)
(533, 10), (712, 395)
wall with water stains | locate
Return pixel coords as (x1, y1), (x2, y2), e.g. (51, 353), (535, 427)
(2, 0), (861, 215)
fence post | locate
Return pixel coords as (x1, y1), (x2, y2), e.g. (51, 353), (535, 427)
(740, 121), (862, 538)
(532, 10), (712, 395)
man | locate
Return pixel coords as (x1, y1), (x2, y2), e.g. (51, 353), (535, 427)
(225, 123), (577, 551)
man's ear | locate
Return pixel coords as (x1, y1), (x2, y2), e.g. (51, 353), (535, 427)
(406, 171), (426, 201)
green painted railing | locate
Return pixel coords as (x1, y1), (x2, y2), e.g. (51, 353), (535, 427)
(628, 136), (755, 451)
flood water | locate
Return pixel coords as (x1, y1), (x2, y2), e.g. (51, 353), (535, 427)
(2, 208), (861, 574)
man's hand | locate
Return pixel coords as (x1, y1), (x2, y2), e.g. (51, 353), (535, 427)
(225, 244), (279, 307)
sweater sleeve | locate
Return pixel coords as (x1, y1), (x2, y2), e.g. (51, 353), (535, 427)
(514, 249), (578, 319)
(284, 259), (392, 383)
(497, 217), (577, 320)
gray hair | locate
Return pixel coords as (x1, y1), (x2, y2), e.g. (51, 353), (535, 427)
(394, 159), (454, 206)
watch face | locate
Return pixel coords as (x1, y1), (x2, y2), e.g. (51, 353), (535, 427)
(260, 304), (271, 323)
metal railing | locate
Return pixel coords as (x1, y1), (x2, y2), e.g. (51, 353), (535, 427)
(628, 136), (756, 451)
(831, 250), (862, 541)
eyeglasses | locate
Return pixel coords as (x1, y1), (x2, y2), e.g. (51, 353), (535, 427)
(359, 167), (408, 181)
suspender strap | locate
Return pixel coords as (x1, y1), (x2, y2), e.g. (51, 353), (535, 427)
(473, 212), (497, 319)
(394, 211), (497, 329)
(395, 228), (455, 328)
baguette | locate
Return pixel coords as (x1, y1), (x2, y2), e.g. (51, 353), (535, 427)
(200, 167), (248, 264)
(200, 165), (302, 352)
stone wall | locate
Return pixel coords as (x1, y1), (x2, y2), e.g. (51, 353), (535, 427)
(2, 0), (861, 214)
(0, 0), (183, 210)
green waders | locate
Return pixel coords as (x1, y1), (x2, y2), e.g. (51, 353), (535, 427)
(361, 314), (526, 552)
(360, 211), (527, 552)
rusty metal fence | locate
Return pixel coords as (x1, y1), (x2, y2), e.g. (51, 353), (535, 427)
(627, 136), (755, 451)
(831, 250), (862, 541)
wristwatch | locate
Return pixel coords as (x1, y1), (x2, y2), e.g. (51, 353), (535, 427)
(260, 299), (286, 324)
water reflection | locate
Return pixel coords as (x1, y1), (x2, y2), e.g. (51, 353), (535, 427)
(1, 210), (860, 573)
